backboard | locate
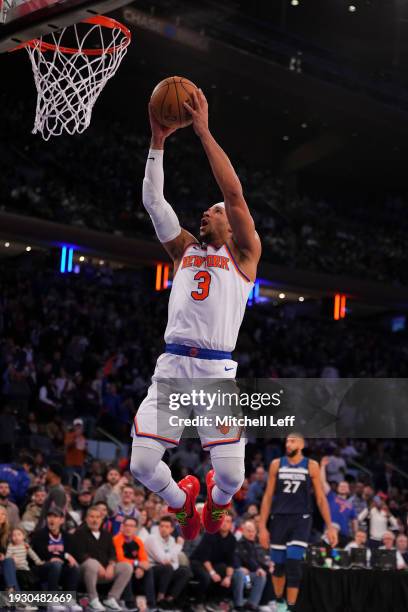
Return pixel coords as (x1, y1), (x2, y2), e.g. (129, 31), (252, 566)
(0, 0), (132, 51)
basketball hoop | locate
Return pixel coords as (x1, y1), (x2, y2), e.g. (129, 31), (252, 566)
(15, 14), (131, 140)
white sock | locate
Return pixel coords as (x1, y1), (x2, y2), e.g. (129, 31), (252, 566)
(160, 477), (187, 508)
(130, 444), (186, 508)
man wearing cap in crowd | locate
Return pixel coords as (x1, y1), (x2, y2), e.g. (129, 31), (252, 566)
(31, 507), (82, 611)
(64, 419), (87, 483)
(38, 463), (67, 528)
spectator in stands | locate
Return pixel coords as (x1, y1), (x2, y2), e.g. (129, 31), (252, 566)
(349, 481), (367, 518)
(233, 520), (269, 611)
(345, 529), (371, 564)
(21, 487), (46, 533)
(144, 516), (191, 608)
(113, 517), (156, 611)
(72, 488), (94, 523)
(93, 502), (111, 531)
(135, 509), (150, 542)
(379, 531), (406, 569)
(0, 506), (20, 593)
(0, 481), (20, 530)
(6, 527), (43, 591)
(108, 485), (140, 536)
(71, 506), (133, 612)
(31, 508), (81, 604)
(38, 463), (66, 528)
(325, 448), (347, 484)
(396, 534), (408, 566)
(321, 459), (357, 545)
(246, 466), (267, 507)
(64, 418), (87, 482)
(94, 466), (126, 513)
(358, 496), (398, 549)
(190, 513), (236, 607)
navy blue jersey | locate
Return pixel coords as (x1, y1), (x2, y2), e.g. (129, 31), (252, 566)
(271, 456), (313, 515)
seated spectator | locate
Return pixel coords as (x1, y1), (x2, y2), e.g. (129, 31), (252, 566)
(135, 509), (150, 542)
(246, 467), (266, 507)
(379, 531), (406, 569)
(113, 517), (156, 611)
(0, 481), (20, 530)
(0, 507), (19, 593)
(133, 487), (146, 511)
(21, 486), (46, 533)
(190, 513), (236, 608)
(396, 534), (408, 566)
(345, 529), (371, 564)
(0, 458), (32, 505)
(94, 467), (127, 514)
(6, 527), (43, 591)
(233, 520), (269, 611)
(38, 463), (67, 528)
(64, 419), (87, 482)
(108, 485), (140, 535)
(144, 516), (191, 609)
(73, 488), (94, 523)
(71, 506), (133, 612)
(358, 496), (398, 550)
(94, 502), (111, 531)
(31, 507), (81, 609)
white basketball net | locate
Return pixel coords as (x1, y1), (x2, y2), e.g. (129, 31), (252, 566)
(25, 17), (130, 140)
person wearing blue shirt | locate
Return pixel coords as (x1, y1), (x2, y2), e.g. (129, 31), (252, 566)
(321, 457), (357, 546)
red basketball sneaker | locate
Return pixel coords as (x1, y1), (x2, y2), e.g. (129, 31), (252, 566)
(168, 475), (201, 540)
(202, 469), (231, 534)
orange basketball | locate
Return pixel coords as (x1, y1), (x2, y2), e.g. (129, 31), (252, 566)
(150, 76), (198, 129)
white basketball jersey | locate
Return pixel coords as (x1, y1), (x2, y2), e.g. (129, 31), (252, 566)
(164, 242), (254, 352)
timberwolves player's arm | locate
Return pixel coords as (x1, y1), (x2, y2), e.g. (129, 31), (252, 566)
(184, 90), (261, 282)
(143, 103), (199, 272)
(309, 460), (338, 547)
(258, 459), (280, 549)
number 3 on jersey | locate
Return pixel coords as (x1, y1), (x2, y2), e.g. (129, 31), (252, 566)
(191, 270), (211, 301)
(283, 480), (301, 494)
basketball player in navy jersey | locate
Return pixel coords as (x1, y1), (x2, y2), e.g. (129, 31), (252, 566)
(259, 434), (338, 612)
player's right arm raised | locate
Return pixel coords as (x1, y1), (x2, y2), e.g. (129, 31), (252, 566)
(142, 104), (198, 265)
(259, 459), (279, 549)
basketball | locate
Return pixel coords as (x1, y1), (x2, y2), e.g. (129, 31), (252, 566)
(150, 76), (198, 129)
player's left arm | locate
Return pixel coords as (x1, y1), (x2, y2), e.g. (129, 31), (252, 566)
(309, 460), (338, 547)
(184, 90), (261, 258)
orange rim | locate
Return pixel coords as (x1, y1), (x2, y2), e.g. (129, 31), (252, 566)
(19, 15), (131, 55)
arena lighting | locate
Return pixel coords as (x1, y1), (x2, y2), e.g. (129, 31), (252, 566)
(349, 5), (356, 12)
(334, 294), (347, 320)
(155, 263), (171, 291)
(301, 123), (308, 128)
(26, 246), (31, 252)
(299, 296), (305, 302)
(291, 0), (299, 5)
(99, 260), (105, 265)
(282, 135), (289, 141)
(4, 242), (9, 247)
(279, 292), (286, 299)
(60, 246), (74, 273)
(79, 256), (85, 262)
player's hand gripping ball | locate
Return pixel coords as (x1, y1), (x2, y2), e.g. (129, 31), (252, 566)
(150, 76), (198, 129)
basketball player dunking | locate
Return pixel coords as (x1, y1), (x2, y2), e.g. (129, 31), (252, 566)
(259, 434), (338, 612)
(130, 89), (261, 540)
